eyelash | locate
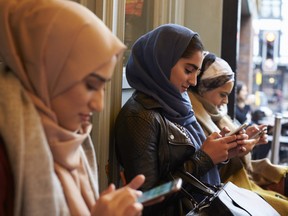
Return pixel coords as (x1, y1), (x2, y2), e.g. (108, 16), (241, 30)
(185, 67), (200, 75)
(220, 93), (228, 98)
(86, 83), (98, 90)
(185, 69), (193, 74)
(86, 82), (106, 92)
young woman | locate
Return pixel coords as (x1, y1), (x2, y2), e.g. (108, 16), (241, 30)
(0, 0), (145, 215)
(115, 24), (247, 215)
(235, 81), (253, 124)
(188, 52), (288, 215)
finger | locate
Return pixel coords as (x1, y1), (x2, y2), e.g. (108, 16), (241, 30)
(239, 146), (247, 153)
(227, 141), (238, 150)
(219, 131), (226, 137)
(222, 134), (237, 143)
(100, 184), (116, 196)
(209, 132), (222, 139)
(127, 174), (145, 190)
(115, 188), (142, 211)
(124, 202), (143, 216)
(236, 133), (248, 141)
(221, 127), (230, 134)
(259, 125), (268, 130)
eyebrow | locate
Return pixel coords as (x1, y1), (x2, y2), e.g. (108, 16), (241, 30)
(187, 63), (200, 71)
(221, 91), (230, 96)
(90, 73), (111, 82)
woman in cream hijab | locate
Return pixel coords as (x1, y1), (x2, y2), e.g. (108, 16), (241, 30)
(0, 0), (145, 215)
(188, 52), (288, 215)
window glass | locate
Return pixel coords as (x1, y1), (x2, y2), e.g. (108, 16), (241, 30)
(124, 0), (154, 66)
(122, 0), (154, 105)
(260, 0), (281, 19)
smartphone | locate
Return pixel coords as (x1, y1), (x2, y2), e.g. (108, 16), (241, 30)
(137, 178), (182, 204)
(250, 127), (267, 139)
(226, 123), (248, 136)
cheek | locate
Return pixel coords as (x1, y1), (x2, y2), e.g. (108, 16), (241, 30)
(203, 92), (221, 107)
(92, 90), (105, 112)
(213, 97), (223, 107)
(170, 66), (183, 85)
(51, 85), (86, 119)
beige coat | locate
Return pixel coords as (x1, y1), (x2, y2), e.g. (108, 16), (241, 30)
(189, 91), (288, 215)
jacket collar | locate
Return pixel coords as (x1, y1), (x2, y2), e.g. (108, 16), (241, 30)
(133, 90), (163, 110)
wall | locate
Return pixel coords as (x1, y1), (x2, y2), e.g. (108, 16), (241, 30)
(238, 16), (254, 93)
(184, 0), (223, 56)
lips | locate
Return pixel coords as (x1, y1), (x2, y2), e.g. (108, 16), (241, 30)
(182, 85), (190, 92)
(80, 113), (92, 122)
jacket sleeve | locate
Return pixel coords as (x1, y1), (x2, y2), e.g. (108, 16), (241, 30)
(115, 114), (161, 191)
(189, 149), (215, 177)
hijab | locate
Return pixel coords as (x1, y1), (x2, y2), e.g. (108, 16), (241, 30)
(0, 0), (125, 215)
(126, 24), (205, 149)
(196, 53), (235, 95)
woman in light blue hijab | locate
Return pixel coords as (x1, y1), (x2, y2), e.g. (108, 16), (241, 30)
(115, 24), (240, 215)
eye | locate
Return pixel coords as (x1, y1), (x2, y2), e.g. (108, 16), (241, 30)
(185, 69), (193, 74)
(85, 78), (105, 91)
(86, 82), (98, 90)
(185, 65), (200, 75)
(220, 93), (228, 98)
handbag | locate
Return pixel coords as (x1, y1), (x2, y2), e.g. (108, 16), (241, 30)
(172, 170), (280, 216)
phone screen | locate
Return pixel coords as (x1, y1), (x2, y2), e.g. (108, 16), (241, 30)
(137, 178), (182, 204)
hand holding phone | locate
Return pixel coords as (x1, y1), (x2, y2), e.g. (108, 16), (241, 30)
(137, 178), (182, 204)
(250, 127), (267, 139)
(225, 123), (248, 136)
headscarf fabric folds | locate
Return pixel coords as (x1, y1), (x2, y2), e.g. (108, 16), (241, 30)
(197, 55), (235, 95)
(126, 24), (205, 149)
(0, 0), (125, 215)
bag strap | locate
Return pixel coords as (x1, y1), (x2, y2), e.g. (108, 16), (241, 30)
(174, 169), (215, 196)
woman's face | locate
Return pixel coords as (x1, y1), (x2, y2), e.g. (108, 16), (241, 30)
(201, 81), (234, 108)
(51, 55), (117, 132)
(170, 50), (203, 93)
(238, 84), (248, 101)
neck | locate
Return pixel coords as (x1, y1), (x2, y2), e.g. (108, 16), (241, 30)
(237, 100), (245, 108)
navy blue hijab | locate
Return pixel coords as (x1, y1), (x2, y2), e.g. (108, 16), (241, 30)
(126, 24), (220, 186)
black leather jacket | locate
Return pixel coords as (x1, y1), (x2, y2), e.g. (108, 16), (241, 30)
(115, 91), (214, 215)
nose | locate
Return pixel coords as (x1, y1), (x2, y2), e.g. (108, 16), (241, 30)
(89, 91), (104, 113)
(187, 72), (198, 86)
(222, 95), (229, 104)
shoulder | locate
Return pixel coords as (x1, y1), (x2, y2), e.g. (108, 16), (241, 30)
(188, 91), (206, 117)
(116, 91), (163, 126)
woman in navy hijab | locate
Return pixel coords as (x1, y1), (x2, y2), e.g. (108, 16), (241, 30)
(115, 24), (241, 215)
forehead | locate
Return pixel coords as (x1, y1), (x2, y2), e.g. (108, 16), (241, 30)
(216, 81), (234, 92)
(179, 51), (203, 65)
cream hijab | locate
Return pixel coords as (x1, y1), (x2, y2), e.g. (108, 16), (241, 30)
(0, 0), (125, 215)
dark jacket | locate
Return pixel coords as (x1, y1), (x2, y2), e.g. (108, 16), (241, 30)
(115, 91), (214, 215)
(0, 136), (14, 216)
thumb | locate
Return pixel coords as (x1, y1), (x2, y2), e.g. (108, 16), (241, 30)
(208, 132), (222, 140)
(221, 126), (230, 134)
(127, 174), (145, 190)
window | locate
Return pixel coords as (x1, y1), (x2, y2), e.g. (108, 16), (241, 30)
(260, 0), (282, 19)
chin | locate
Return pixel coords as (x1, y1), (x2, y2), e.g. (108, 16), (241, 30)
(69, 124), (82, 133)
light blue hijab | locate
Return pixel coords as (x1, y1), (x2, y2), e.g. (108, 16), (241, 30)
(126, 24), (220, 186)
